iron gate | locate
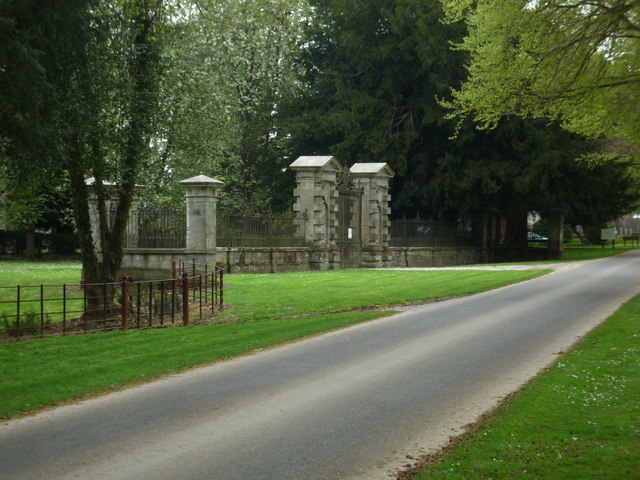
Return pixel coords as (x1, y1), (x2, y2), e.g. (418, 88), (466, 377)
(336, 169), (363, 268)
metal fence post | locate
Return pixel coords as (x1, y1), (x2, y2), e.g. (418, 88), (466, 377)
(182, 273), (189, 326)
(219, 269), (224, 308)
(40, 284), (44, 338)
(122, 277), (130, 331)
(16, 285), (21, 338)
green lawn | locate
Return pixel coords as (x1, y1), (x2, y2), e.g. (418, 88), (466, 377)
(0, 310), (391, 417)
(536, 238), (639, 262)
(0, 260), (82, 285)
(220, 269), (548, 321)
(0, 262), (549, 418)
(407, 293), (640, 480)
(0, 260), (83, 320)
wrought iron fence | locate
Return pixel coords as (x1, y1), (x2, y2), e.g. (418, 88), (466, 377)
(0, 264), (223, 342)
(126, 206), (186, 248)
(216, 212), (305, 247)
(125, 206), (305, 249)
(390, 217), (473, 247)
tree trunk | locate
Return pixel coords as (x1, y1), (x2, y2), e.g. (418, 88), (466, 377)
(571, 224), (589, 245)
(24, 225), (36, 260)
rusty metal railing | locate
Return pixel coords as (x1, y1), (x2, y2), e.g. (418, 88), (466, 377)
(0, 264), (223, 342)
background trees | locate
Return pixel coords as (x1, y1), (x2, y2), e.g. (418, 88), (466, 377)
(155, 0), (310, 213)
(0, 0), (168, 282)
(1, 0), (637, 272)
(290, 0), (471, 217)
(439, 0), (640, 148)
(289, 0), (637, 224)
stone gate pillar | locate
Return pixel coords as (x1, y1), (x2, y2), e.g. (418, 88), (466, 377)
(349, 163), (394, 247)
(179, 175), (224, 256)
(290, 156), (341, 269)
(350, 163), (394, 268)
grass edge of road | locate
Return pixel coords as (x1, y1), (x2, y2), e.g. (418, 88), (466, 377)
(0, 268), (550, 420)
(398, 292), (640, 480)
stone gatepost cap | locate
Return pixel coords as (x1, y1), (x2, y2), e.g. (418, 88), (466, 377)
(290, 156), (340, 170)
(179, 175), (224, 186)
(350, 163), (395, 177)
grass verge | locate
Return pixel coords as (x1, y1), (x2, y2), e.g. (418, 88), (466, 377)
(219, 269), (548, 321)
(403, 293), (640, 480)
(0, 265), (549, 418)
(526, 239), (639, 263)
(0, 310), (393, 418)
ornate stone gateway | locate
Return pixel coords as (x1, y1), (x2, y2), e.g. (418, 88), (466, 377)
(336, 169), (363, 268)
(290, 156), (394, 270)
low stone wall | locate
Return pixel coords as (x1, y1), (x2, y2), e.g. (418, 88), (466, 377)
(122, 245), (484, 278)
(121, 249), (184, 280)
(219, 247), (310, 274)
(384, 247), (482, 268)
(121, 249), (218, 280)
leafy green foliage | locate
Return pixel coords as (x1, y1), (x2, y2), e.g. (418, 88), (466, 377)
(440, 0), (640, 147)
(1, 0), (172, 281)
(292, 0), (471, 217)
(156, 0), (310, 213)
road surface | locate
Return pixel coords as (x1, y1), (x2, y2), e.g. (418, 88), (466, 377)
(2, 251), (639, 480)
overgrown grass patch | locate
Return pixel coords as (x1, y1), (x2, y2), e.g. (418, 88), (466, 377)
(0, 310), (393, 418)
(409, 294), (640, 480)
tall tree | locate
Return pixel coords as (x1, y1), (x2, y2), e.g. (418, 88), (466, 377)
(0, 0), (94, 258)
(292, 0), (469, 218)
(156, 0), (310, 213)
(439, 0), (640, 147)
(292, 0), (635, 236)
(0, 0), (168, 283)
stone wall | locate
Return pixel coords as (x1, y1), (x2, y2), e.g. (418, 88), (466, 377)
(116, 158), (489, 278)
(218, 247), (310, 274)
(122, 245), (484, 278)
(384, 247), (482, 268)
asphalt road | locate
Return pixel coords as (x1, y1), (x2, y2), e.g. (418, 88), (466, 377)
(2, 251), (639, 480)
